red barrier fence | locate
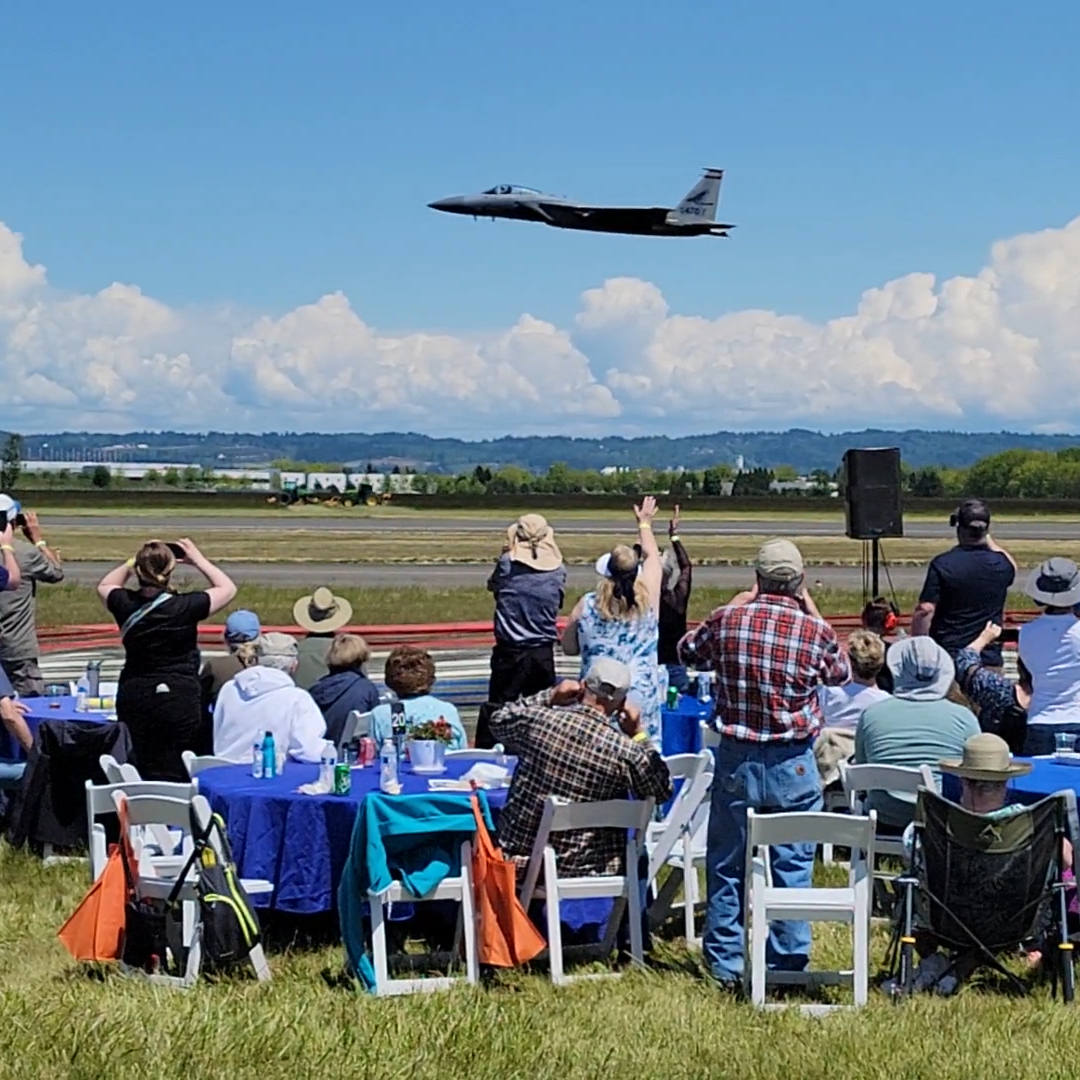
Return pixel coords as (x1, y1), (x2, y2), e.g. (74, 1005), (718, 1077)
(37, 611), (1038, 655)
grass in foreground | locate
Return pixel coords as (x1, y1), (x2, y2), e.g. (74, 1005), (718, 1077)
(2, 844), (1079, 1080)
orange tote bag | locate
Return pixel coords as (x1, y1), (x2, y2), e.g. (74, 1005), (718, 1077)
(57, 845), (127, 963)
(470, 796), (546, 967)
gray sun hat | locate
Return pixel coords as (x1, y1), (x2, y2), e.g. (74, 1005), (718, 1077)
(583, 657), (632, 703)
(886, 637), (955, 702)
(1024, 557), (1080, 608)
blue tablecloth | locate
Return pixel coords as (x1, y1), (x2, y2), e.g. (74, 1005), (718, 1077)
(1008, 757), (1080, 804)
(661, 695), (712, 757)
(0, 695), (113, 760)
(197, 755), (514, 914)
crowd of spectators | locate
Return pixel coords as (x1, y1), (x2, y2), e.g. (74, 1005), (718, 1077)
(3, 488), (1080, 1000)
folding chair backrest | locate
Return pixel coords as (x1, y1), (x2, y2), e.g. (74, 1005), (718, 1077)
(647, 751), (713, 877)
(113, 791), (198, 834)
(840, 762), (936, 813)
(519, 795), (656, 908)
(338, 710), (374, 751)
(914, 788), (1065, 950)
(747, 808), (876, 855)
(181, 750), (233, 778)
(99, 754), (126, 783)
(699, 721), (721, 749)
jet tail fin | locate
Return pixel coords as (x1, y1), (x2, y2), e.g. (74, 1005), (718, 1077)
(670, 168), (724, 222)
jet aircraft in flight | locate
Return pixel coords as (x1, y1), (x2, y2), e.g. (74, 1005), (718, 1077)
(428, 168), (733, 237)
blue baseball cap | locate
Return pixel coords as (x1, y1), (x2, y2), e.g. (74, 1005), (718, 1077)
(224, 609), (261, 644)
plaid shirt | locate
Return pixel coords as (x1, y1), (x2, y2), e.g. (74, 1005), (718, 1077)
(489, 689), (672, 877)
(679, 594), (849, 743)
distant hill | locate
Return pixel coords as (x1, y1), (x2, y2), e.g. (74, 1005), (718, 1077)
(14, 428), (1080, 474)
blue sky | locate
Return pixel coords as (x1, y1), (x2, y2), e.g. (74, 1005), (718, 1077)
(0, 2), (1078, 435)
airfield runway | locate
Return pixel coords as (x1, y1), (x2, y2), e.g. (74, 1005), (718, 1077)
(41, 513), (1080, 540)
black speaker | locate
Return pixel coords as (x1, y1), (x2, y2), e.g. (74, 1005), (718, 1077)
(844, 447), (903, 539)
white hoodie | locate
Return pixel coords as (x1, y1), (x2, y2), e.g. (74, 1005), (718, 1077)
(213, 666), (328, 764)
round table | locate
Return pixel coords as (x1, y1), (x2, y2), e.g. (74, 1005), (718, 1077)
(0, 695), (114, 760)
(661, 695), (713, 757)
(197, 755), (514, 914)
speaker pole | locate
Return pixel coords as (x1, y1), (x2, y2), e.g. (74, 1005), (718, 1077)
(872, 537), (881, 599)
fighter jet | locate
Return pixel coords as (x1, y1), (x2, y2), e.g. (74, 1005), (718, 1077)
(428, 168), (734, 237)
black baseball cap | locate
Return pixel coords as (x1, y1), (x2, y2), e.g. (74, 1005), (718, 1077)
(951, 497), (990, 531)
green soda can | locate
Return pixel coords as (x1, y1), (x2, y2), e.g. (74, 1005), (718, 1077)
(333, 761), (351, 796)
(666, 685), (679, 708)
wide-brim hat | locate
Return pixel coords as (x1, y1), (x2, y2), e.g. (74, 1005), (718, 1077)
(293, 586), (353, 633)
(1025, 557), (1080, 607)
(886, 637), (955, 701)
(506, 514), (562, 572)
(940, 732), (1032, 781)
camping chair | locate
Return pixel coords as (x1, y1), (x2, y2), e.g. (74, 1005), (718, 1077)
(113, 791), (272, 988)
(180, 751), (232, 779)
(886, 788), (1076, 1001)
(744, 808), (877, 1011)
(519, 795), (655, 986)
(85, 778), (196, 881)
(645, 750), (713, 946)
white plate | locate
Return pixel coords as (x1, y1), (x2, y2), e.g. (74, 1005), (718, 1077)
(410, 764), (447, 776)
(1052, 753), (1080, 767)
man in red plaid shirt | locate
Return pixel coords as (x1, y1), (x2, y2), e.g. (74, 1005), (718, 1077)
(679, 538), (849, 990)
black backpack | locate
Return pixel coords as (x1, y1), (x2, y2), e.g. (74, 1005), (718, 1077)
(173, 808), (262, 972)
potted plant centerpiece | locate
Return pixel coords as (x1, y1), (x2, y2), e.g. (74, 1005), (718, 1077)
(407, 717), (455, 770)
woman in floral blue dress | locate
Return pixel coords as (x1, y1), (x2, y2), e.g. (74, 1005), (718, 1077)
(562, 497), (664, 744)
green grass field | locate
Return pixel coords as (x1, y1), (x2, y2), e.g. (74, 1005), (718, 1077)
(2, 844), (1077, 1079)
(37, 582), (1038, 629)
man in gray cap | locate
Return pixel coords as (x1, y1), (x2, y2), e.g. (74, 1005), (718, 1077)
(489, 656), (672, 879)
(678, 538), (850, 991)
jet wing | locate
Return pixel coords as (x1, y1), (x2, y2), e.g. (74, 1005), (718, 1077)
(535, 202), (670, 231)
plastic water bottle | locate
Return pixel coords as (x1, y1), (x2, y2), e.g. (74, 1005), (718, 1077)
(251, 742), (264, 779)
(74, 675), (89, 713)
(320, 746), (336, 788)
(379, 738), (398, 793)
(262, 731), (276, 779)
(697, 671), (713, 704)
(494, 742), (507, 768)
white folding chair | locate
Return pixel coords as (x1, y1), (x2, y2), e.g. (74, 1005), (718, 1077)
(368, 839), (478, 996)
(839, 762), (936, 861)
(85, 778), (196, 881)
(113, 791), (272, 987)
(519, 795), (655, 986)
(181, 750), (233, 778)
(645, 750), (713, 946)
(744, 808), (877, 1011)
(337, 710), (375, 753)
(699, 721), (721, 750)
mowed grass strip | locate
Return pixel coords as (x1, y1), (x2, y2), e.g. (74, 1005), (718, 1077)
(1, 843), (1077, 1080)
(36, 583), (1037, 629)
(35, 523), (1080, 567)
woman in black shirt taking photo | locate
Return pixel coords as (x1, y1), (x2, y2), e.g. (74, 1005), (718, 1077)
(97, 538), (237, 780)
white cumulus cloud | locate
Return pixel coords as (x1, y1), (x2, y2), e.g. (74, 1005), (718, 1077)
(0, 214), (1078, 434)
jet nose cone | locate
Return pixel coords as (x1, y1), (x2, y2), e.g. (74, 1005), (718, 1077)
(428, 197), (459, 212)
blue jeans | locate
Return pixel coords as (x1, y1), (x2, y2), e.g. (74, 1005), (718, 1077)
(665, 664), (692, 694)
(703, 738), (822, 983)
(0, 760), (25, 788)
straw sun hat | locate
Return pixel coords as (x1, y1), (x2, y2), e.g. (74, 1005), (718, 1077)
(939, 733), (1032, 782)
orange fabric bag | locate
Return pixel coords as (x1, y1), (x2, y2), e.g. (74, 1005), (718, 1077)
(470, 796), (546, 967)
(57, 845), (127, 962)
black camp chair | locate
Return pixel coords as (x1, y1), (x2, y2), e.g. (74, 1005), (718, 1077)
(885, 788), (1076, 1001)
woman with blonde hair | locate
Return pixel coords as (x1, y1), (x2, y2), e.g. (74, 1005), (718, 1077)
(97, 538), (236, 780)
(562, 497), (664, 743)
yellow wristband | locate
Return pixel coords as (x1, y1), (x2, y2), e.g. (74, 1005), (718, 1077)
(669, 534), (680, 543)
(34, 540), (47, 549)
(638, 521), (652, 530)
(125, 557), (136, 569)
(631, 731), (649, 743)
(0, 545), (13, 553)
